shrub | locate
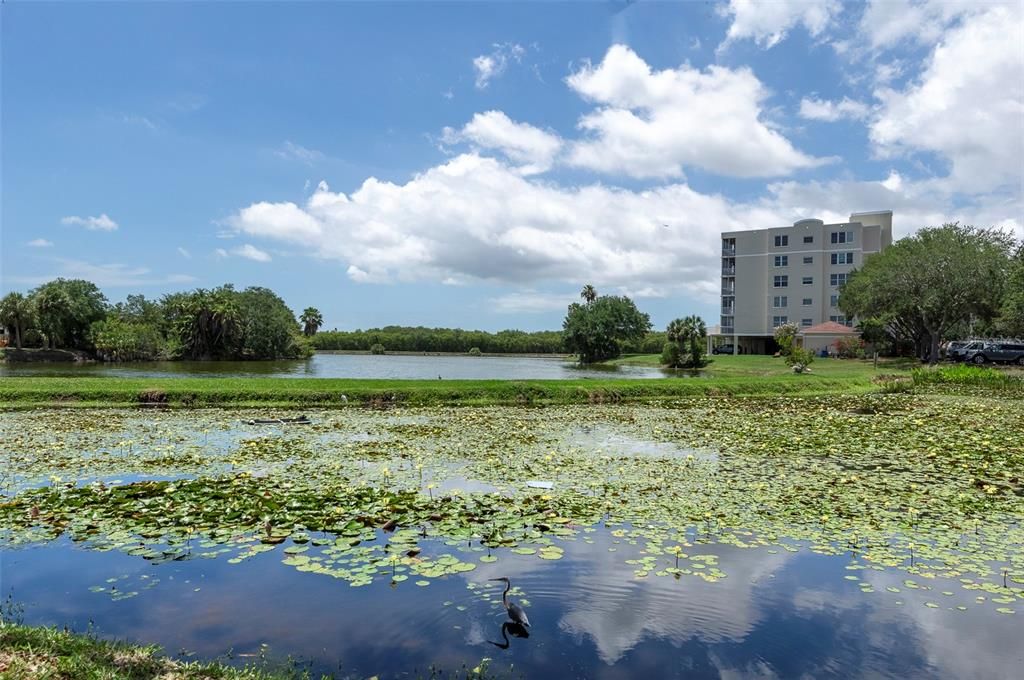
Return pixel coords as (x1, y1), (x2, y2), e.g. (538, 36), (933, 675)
(773, 322), (800, 356)
(468, 347), (482, 356)
(834, 336), (864, 359)
(785, 346), (816, 373)
(660, 342), (681, 367)
(370, 343), (386, 355)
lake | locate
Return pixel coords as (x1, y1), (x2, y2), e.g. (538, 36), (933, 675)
(2, 400), (1021, 678)
(0, 352), (676, 380)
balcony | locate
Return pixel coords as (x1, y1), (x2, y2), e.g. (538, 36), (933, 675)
(722, 246), (736, 256)
(721, 285), (735, 295)
(721, 306), (735, 316)
(721, 267), (736, 276)
(720, 326), (734, 334)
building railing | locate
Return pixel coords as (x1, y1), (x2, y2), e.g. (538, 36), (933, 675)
(721, 286), (735, 295)
(722, 267), (736, 276)
(720, 326), (734, 334)
(722, 246), (736, 256)
(721, 307), (735, 316)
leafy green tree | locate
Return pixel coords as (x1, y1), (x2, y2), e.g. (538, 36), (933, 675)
(29, 278), (108, 349)
(773, 322), (814, 372)
(300, 307), (324, 337)
(90, 317), (166, 361)
(839, 223), (1015, 360)
(998, 245), (1024, 336)
(562, 291), (651, 364)
(663, 315), (708, 368)
(856, 317), (890, 366)
(164, 285), (241, 360)
(237, 287), (309, 359)
(113, 294), (163, 327)
(840, 224), (1014, 364)
(773, 322), (799, 357)
(0, 292), (34, 349)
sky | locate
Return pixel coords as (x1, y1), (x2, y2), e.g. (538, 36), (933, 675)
(2, 1), (1022, 332)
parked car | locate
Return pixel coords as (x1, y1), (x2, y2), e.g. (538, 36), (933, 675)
(965, 342), (1024, 365)
(948, 341), (985, 362)
(712, 344), (741, 355)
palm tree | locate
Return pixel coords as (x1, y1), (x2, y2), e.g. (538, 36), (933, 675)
(665, 315), (707, 368)
(580, 284), (597, 304)
(300, 307), (324, 336)
(0, 292), (33, 349)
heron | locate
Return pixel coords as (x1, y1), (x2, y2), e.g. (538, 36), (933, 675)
(489, 577), (530, 627)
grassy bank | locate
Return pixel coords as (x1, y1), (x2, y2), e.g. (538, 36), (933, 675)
(0, 373), (886, 408)
(0, 623), (298, 679)
(0, 623), (500, 679)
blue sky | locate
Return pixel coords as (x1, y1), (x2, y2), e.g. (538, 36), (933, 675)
(2, 1), (1021, 331)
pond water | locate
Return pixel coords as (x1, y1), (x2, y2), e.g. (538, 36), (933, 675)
(2, 400), (1022, 679)
(0, 352), (677, 380)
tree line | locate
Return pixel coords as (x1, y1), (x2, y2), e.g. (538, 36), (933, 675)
(0, 280), (312, 361)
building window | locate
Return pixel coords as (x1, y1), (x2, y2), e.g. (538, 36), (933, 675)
(803, 236), (814, 244)
(802, 276), (813, 285)
(803, 256), (813, 264)
(773, 275), (788, 288)
(829, 315), (853, 327)
(772, 296), (788, 308)
(831, 230), (854, 244)
(801, 318), (813, 327)
(774, 255), (789, 267)
(802, 298), (812, 306)
(830, 294), (839, 307)
(830, 273), (848, 287)
(772, 316), (788, 327)
(774, 235), (789, 247)
(830, 252), (855, 265)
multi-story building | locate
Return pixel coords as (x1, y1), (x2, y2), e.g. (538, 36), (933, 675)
(717, 210), (892, 354)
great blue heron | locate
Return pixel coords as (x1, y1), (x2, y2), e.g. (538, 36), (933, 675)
(489, 577), (530, 627)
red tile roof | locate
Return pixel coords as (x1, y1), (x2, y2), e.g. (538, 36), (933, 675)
(800, 321), (859, 335)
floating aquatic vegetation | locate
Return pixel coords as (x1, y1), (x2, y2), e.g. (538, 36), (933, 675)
(0, 394), (1021, 615)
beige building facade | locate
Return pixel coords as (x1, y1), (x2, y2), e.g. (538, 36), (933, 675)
(717, 210), (892, 354)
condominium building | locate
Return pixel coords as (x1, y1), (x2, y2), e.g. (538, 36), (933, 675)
(717, 210), (892, 354)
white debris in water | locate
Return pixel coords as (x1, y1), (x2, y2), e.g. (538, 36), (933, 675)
(526, 480), (554, 489)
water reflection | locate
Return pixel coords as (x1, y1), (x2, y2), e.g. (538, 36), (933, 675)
(4, 527), (1018, 678)
(0, 353), (678, 380)
(489, 621), (530, 649)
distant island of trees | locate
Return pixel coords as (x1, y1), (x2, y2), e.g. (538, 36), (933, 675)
(0, 278), (669, 362)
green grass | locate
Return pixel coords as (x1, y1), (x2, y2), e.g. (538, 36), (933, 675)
(0, 623), (305, 679)
(612, 353), (918, 376)
(0, 368), (904, 408)
(0, 623), (504, 679)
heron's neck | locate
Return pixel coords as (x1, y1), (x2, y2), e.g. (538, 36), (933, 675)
(502, 581), (510, 605)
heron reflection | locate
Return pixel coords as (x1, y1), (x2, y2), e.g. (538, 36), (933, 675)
(489, 621), (530, 649)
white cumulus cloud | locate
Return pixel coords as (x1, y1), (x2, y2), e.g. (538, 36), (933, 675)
(870, 3), (1024, 192)
(799, 96), (870, 121)
(442, 111), (562, 175)
(720, 0), (842, 48)
(473, 42), (525, 89)
(226, 152), (1021, 299)
(27, 238), (54, 248)
(232, 244), (272, 262)
(565, 44), (829, 178)
(60, 213), (119, 231)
